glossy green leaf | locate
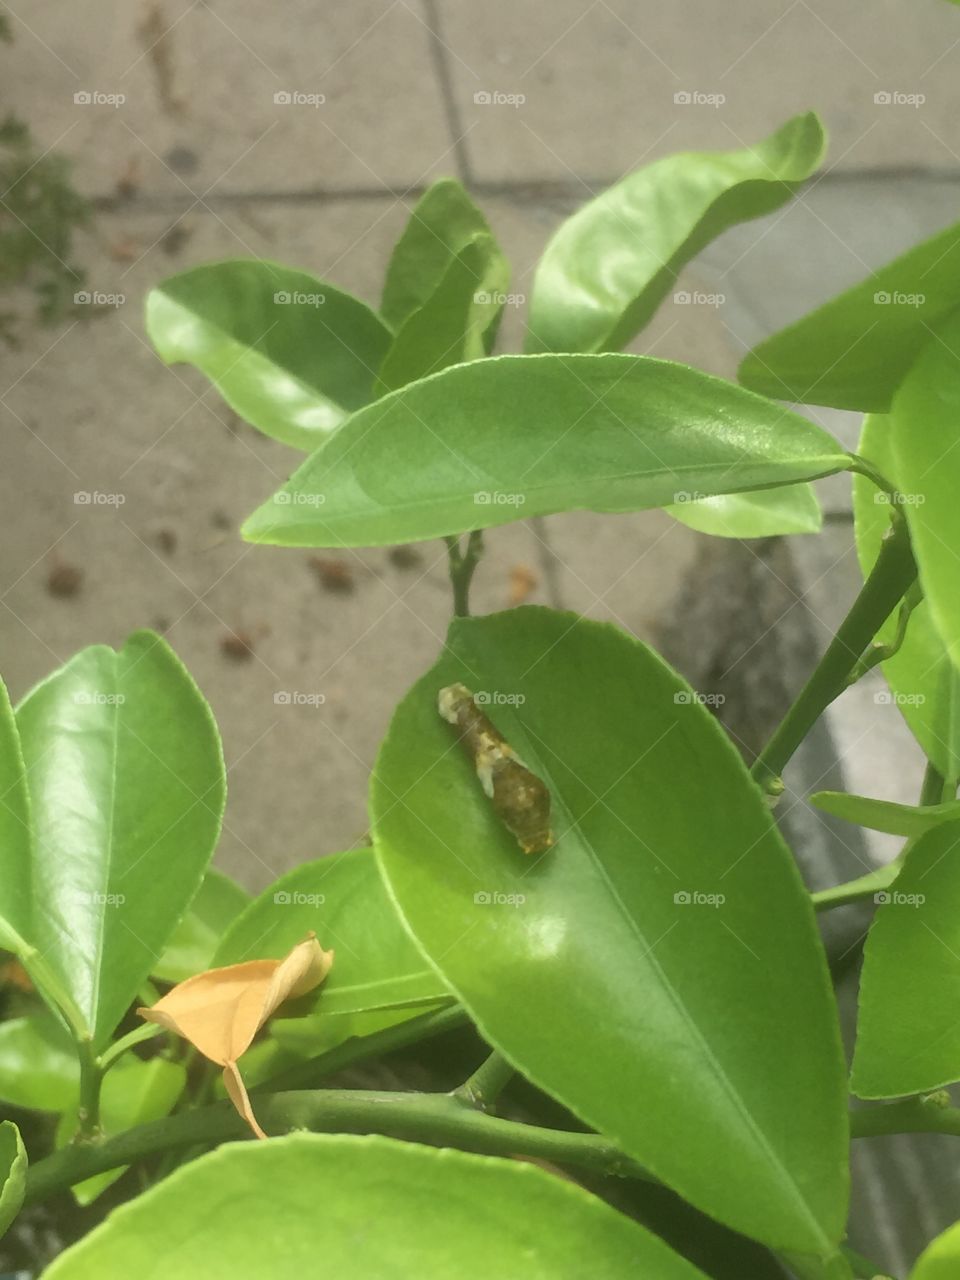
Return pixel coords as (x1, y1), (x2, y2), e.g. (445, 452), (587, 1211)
(912, 1219), (960, 1280)
(739, 219), (960, 411)
(852, 414), (960, 782)
(242, 354), (851, 549)
(0, 1011), (77, 1111)
(667, 482), (822, 538)
(372, 607), (848, 1254)
(852, 820), (960, 1098)
(41, 1133), (708, 1280)
(887, 310), (960, 676)
(153, 870), (250, 985)
(0, 677), (32, 959)
(812, 791), (960, 838)
(375, 236), (492, 394)
(57, 1057), (186, 1205)
(0, 1121), (26, 1240)
(213, 849), (450, 1015)
(146, 260), (392, 450)
(14, 631), (226, 1050)
(527, 113), (824, 355)
(381, 179), (509, 345)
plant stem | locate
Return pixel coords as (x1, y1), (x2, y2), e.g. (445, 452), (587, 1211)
(99, 1023), (164, 1075)
(75, 1036), (103, 1139)
(811, 860), (902, 913)
(752, 515), (916, 796)
(455, 1049), (515, 1110)
(850, 1093), (960, 1139)
(444, 530), (484, 617)
(919, 760), (948, 806)
(24, 1088), (651, 1205)
(840, 1244), (896, 1279)
(254, 1003), (469, 1092)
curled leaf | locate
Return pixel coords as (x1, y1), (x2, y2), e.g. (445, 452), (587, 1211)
(139, 934), (333, 1138)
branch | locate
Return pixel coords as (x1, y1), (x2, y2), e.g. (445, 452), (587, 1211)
(25, 1089), (650, 1205)
(444, 530), (484, 617)
(752, 512), (916, 795)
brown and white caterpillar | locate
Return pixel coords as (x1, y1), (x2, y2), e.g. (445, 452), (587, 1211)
(438, 683), (554, 855)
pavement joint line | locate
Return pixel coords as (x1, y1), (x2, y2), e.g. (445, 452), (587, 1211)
(82, 166), (960, 216)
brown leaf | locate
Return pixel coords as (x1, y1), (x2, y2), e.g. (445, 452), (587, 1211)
(138, 934), (333, 1139)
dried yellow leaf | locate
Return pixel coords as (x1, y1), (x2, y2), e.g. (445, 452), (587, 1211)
(138, 933), (333, 1139)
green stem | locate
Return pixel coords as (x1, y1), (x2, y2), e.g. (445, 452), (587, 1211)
(752, 515), (916, 795)
(24, 1088), (650, 1205)
(99, 1023), (164, 1075)
(811, 859), (903, 913)
(75, 1036), (103, 1139)
(444, 530), (484, 617)
(840, 1243), (896, 1279)
(455, 1050), (515, 1110)
(919, 760), (948, 806)
(254, 1004), (469, 1093)
(850, 1093), (960, 1139)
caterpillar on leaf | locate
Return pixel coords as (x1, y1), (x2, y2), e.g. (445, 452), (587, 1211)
(438, 683), (554, 855)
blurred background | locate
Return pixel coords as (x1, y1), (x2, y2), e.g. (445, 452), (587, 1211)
(1, 4), (959, 1266)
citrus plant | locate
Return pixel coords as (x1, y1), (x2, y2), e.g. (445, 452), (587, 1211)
(3, 109), (960, 1280)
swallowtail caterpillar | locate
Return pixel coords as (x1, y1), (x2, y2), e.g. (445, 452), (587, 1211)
(438, 683), (554, 855)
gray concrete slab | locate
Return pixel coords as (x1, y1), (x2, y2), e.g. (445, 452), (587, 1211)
(440, 0), (960, 185)
(3, 0), (453, 198)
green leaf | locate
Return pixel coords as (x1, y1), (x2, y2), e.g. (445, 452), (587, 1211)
(887, 310), (960, 675)
(852, 820), (960, 1098)
(739, 218), (960, 411)
(41, 1133), (709, 1279)
(0, 1011), (77, 1111)
(153, 870), (251, 985)
(146, 260), (392, 450)
(0, 676), (32, 958)
(381, 179), (509, 343)
(375, 236), (493, 394)
(14, 631), (226, 1050)
(213, 849), (450, 1015)
(0, 1120), (26, 1241)
(852, 414), (960, 781)
(526, 113), (825, 355)
(242, 354), (851, 549)
(667, 482), (822, 538)
(57, 1057), (186, 1205)
(371, 607), (848, 1254)
(811, 791), (960, 838)
(912, 1219), (960, 1280)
